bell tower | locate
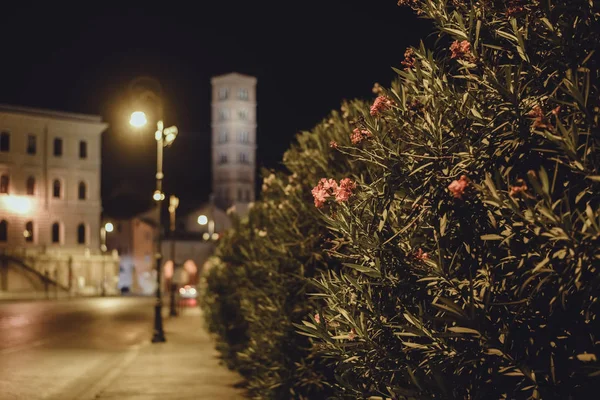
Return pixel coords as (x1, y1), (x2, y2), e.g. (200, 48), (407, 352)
(210, 73), (257, 214)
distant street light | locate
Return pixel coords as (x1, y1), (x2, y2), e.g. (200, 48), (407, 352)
(198, 214), (217, 241)
(128, 76), (178, 343)
(100, 222), (114, 296)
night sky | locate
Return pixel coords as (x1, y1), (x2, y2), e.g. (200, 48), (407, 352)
(0, 1), (431, 218)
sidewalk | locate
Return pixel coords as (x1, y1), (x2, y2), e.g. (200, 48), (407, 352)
(93, 306), (247, 400)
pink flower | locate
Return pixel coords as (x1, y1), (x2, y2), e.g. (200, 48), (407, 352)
(329, 140), (338, 149)
(528, 105), (554, 131)
(415, 248), (429, 261)
(348, 328), (357, 341)
(311, 179), (331, 208)
(401, 47), (415, 70)
(314, 313), (321, 324)
(450, 40), (471, 59)
(370, 96), (394, 116)
(509, 179), (528, 197)
(335, 178), (356, 203)
(448, 175), (470, 199)
(351, 128), (372, 144)
(311, 179), (338, 208)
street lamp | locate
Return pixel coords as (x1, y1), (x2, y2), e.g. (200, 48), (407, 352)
(198, 214), (218, 241)
(128, 76), (178, 343)
(168, 195), (179, 317)
(100, 222), (114, 296)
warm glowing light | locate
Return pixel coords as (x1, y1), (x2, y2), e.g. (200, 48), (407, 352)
(211, 233), (219, 241)
(1, 195), (32, 214)
(129, 111), (147, 127)
(23, 230), (30, 238)
(202, 232), (210, 240)
(165, 133), (176, 144)
(105, 222), (114, 233)
(153, 190), (164, 201)
(197, 215), (208, 225)
(179, 287), (185, 295)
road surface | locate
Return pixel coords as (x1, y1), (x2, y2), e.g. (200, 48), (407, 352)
(0, 297), (166, 399)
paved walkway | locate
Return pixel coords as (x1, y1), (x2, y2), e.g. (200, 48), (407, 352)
(93, 306), (247, 400)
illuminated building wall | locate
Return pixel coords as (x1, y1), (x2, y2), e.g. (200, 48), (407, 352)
(0, 104), (107, 252)
(210, 72), (257, 214)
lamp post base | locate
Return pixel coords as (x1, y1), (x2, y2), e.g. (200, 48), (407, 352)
(151, 303), (166, 343)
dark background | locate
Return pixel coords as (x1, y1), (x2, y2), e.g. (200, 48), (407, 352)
(0, 1), (431, 218)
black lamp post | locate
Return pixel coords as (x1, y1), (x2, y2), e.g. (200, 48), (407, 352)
(129, 77), (178, 343)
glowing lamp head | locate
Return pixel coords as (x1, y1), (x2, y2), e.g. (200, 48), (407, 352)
(153, 190), (164, 202)
(129, 111), (147, 128)
(104, 222), (114, 233)
(197, 215), (208, 225)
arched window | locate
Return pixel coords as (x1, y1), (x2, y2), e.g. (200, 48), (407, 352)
(0, 131), (10, 152)
(52, 222), (60, 243)
(26, 176), (35, 195)
(53, 179), (61, 198)
(24, 221), (33, 243)
(0, 174), (8, 194)
(77, 223), (86, 244)
(0, 220), (7, 242)
(78, 181), (86, 200)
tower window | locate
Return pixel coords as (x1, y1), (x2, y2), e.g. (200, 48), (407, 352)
(238, 131), (249, 143)
(238, 152), (249, 164)
(218, 109), (230, 121)
(218, 87), (229, 100)
(219, 154), (228, 164)
(27, 135), (37, 155)
(238, 88), (249, 100)
(238, 109), (248, 120)
(218, 131), (228, 143)
(0, 131), (9, 152)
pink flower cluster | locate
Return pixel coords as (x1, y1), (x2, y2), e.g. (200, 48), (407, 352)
(311, 178), (357, 208)
(448, 175), (470, 199)
(414, 248), (429, 261)
(351, 128), (372, 144)
(509, 179), (528, 197)
(450, 40), (471, 59)
(401, 47), (416, 70)
(370, 95), (394, 116)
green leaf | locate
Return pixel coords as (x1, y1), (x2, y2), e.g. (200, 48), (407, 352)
(448, 326), (481, 336)
(480, 234), (504, 241)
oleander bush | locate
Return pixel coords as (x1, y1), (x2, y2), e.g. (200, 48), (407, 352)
(202, 0), (600, 398)
(199, 100), (375, 399)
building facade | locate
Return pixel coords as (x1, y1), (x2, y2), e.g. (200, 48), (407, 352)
(211, 72), (257, 214)
(0, 104), (118, 296)
(105, 209), (157, 295)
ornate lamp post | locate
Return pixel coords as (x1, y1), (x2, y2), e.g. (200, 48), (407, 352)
(128, 77), (178, 343)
